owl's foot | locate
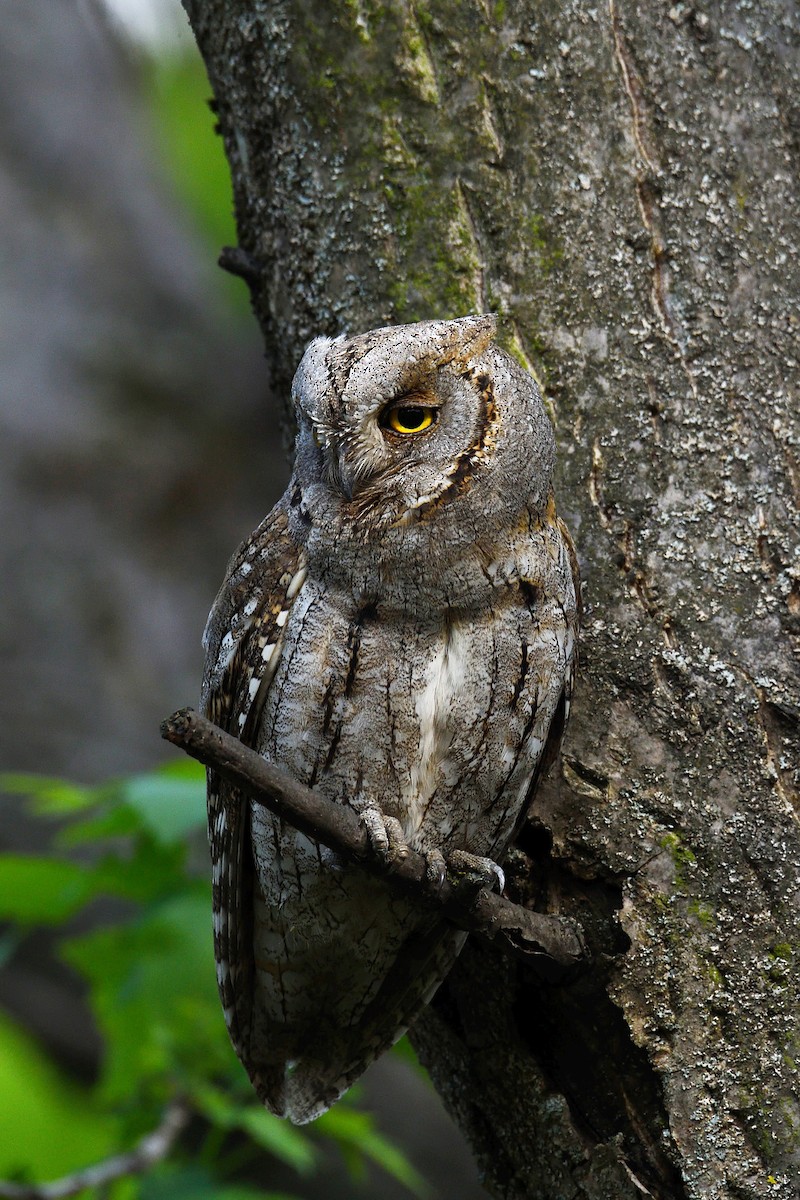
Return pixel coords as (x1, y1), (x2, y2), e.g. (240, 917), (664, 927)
(444, 850), (505, 900)
(423, 848), (447, 893)
(422, 848), (505, 901)
(360, 805), (409, 871)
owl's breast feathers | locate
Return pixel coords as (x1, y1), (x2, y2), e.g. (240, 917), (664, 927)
(202, 494), (579, 1121)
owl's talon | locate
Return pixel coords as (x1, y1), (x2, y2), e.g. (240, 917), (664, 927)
(424, 848), (447, 894)
(445, 850), (506, 898)
(360, 806), (409, 870)
(385, 816), (410, 866)
(360, 805), (388, 854)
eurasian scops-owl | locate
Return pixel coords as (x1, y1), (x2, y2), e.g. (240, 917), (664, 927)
(201, 315), (579, 1124)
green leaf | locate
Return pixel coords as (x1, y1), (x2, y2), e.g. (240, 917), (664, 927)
(60, 761), (206, 849)
(0, 855), (91, 923)
(59, 803), (142, 846)
(3, 760), (205, 848)
(0, 841), (191, 926)
(118, 772), (206, 844)
(0, 1011), (119, 1180)
(190, 1083), (317, 1175)
(0, 773), (96, 814)
(156, 758), (207, 783)
(189, 1080), (242, 1127)
(0, 755), (431, 1200)
(99, 834), (192, 898)
(316, 1104), (430, 1198)
(140, 1164), (299, 1200)
(391, 1035), (429, 1075)
(236, 1107), (317, 1174)
(63, 889), (229, 1102)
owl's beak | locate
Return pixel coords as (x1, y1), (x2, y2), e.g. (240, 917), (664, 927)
(335, 453), (357, 501)
(323, 437), (373, 502)
(330, 450), (355, 501)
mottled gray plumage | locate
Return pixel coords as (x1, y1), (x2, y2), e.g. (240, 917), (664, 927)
(202, 315), (579, 1123)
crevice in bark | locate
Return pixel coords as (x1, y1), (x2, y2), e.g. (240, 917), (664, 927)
(609, 0), (661, 176)
(754, 691), (800, 815)
(503, 824), (687, 1198)
(414, 826), (688, 1200)
(514, 973), (686, 1199)
(609, 0), (699, 402)
(457, 178), (489, 313)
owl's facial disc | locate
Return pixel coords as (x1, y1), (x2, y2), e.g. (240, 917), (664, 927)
(314, 385), (444, 501)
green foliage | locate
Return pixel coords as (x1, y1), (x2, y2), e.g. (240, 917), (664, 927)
(139, 1165), (298, 1200)
(0, 763), (426, 1198)
(0, 855), (92, 924)
(143, 51), (236, 252)
(140, 48), (250, 321)
(0, 1012), (119, 1181)
(316, 1105), (429, 1196)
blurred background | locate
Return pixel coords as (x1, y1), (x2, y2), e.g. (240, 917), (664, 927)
(0, 1), (487, 1195)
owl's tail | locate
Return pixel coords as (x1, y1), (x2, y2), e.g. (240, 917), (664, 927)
(252, 922), (467, 1125)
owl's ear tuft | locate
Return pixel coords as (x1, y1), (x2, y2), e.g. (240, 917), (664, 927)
(400, 314), (497, 377)
(291, 336), (340, 416)
(444, 313), (497, 367)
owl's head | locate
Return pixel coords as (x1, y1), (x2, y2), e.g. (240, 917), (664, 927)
(291, 313), (554, 516)
(288, 316), (556, 602)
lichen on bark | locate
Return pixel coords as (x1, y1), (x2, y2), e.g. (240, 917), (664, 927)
(182, 1), (800, 1196)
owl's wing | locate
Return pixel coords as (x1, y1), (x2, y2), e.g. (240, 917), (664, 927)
(201, 498), (306, 1088)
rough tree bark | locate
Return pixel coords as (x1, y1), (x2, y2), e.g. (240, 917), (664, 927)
(181, 2), (799, 1196)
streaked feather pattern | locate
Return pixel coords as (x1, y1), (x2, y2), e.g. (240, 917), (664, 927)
(202, 316), (579, 1122)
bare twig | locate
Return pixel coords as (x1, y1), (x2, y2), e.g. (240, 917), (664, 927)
(218, 245), (263, 284)
(161, 707), (588, 970)
(0, 1099), (188, 1199)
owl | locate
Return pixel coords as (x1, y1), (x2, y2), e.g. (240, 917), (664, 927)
(201, 315), (579, 1123)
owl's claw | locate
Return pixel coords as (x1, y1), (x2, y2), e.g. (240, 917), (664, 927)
(422, 848), (505, 901)
(445, 850), (506, 898)
(360, 806), (409, 870)
(424, 848), (447, 894)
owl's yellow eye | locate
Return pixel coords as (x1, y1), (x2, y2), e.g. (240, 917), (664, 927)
(383, 405), (438, 435)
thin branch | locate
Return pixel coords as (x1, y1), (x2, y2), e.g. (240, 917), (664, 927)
(0, 1099), (188, 1200)
(161, 707), (588, 971)
(218, 245), (264, 284)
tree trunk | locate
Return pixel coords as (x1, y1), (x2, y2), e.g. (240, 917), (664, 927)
(182, 1), (800, 1195)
